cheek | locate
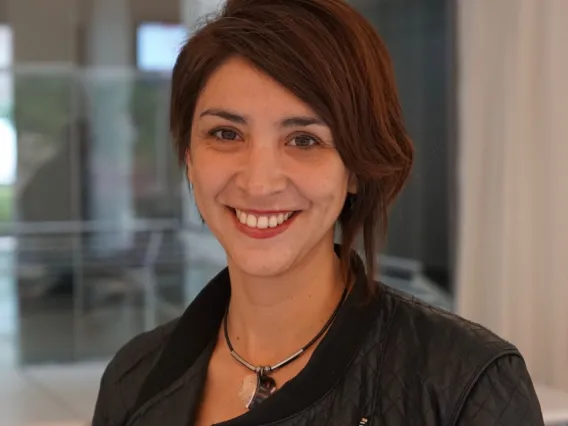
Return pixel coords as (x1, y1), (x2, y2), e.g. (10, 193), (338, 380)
(189, 146), (217, 187)
(189, 151), (237, 214)
(192, 167), (217, 189)
(295, 162), (350, 206)
(189, 162), (220, 205)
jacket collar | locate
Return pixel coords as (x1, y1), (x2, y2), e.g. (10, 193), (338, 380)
(135, 246), (382, 425)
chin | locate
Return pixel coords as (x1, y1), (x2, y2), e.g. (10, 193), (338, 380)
(226, 244), (298, 278)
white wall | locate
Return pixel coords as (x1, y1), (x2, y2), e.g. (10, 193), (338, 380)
(456, 0), (568, 391)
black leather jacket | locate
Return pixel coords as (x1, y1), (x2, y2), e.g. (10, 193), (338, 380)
(93, 257), (544, 426)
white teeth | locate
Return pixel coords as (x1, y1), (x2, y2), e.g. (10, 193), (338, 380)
(234, 209), (295, 229)
(256, 216), (269, 229)
(246, 214), (257, 227)
(237, 210), (245, 224)
(268, 216), (278, 228)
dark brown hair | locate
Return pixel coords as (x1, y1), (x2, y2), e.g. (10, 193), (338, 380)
(170, 0), (414, 295)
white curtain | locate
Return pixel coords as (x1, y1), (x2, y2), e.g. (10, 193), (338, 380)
(456, 0), (568, 391)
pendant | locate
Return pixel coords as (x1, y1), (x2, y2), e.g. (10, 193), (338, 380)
(238, 372), (277, 410)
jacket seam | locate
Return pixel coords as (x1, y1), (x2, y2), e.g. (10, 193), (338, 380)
(387, 291), (500, 336)
(124, 337), (215, 426)
(124, 365), (202, 426)
(368, 293), (399, 421)
(125, 382), (184, 426)
(110, 360), (128, 417)
(115, 344), (163, 385)
(112, 320), (177, 384)
(385, 290), (518, 349)
(448, 350), (522, 426)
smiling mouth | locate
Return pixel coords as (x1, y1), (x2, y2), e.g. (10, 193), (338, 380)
(229, 208), (299, 230)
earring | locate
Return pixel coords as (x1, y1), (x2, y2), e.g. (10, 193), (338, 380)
(346, 194), (356, 211)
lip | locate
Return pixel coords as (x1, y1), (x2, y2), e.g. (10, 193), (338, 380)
(231, 208), (295, 215)
(228, 207), (299, 239)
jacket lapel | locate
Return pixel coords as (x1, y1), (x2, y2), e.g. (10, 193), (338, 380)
(132, 268), (231, 415)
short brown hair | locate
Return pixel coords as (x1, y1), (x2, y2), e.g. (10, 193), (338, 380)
(170, 0), (414, 295)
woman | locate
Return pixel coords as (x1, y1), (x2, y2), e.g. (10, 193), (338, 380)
(93, 0), (544, 424)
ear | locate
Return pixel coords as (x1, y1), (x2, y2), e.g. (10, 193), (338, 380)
(347, 173), (358, 195)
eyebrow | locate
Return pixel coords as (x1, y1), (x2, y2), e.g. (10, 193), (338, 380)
(199, 108), (326, 128)
(200, 109), (247, 124)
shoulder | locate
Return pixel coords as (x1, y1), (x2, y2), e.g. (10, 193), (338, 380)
(92, 318), (179, 424)
(107, 318), (179, 379)
(379, 284), (518, 361)
(370, 284), (541, 424)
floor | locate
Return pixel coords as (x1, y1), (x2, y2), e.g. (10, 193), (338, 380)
(1, 362), (104, 426)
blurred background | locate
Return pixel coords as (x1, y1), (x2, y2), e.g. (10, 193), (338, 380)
(0, 0), (566, 425)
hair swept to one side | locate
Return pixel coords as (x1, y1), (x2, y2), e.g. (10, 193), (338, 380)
(170, 0), (414, 297)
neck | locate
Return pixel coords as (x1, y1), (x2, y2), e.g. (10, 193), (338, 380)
(225, 241), (345, 366)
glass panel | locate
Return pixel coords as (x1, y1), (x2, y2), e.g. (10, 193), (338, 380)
(7, 69), (197, 364)
(11, 70), (77, 364)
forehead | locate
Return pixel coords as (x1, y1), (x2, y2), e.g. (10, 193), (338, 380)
(195, 56), (317, 119)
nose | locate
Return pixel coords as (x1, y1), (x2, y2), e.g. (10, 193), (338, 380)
(235, 144), (287, 197)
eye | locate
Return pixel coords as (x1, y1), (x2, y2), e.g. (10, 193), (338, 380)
(288, 134), (319, 149)
(210, 128), (242, 141)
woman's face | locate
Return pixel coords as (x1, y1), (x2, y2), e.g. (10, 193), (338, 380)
(189, 57), (354, 278)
